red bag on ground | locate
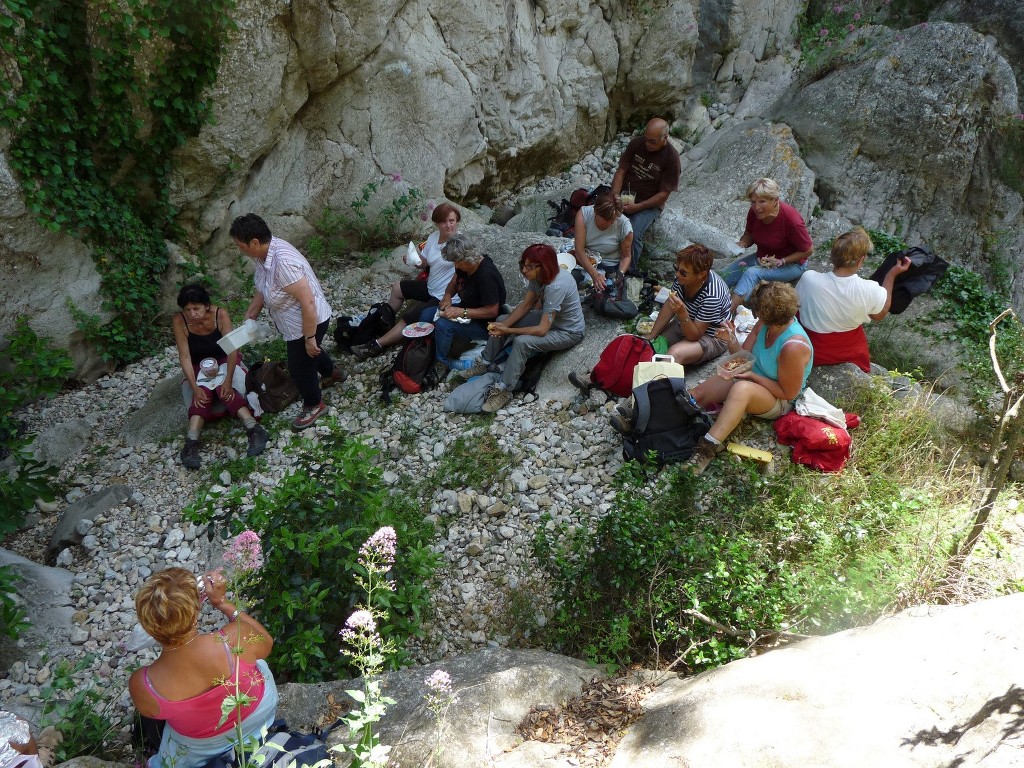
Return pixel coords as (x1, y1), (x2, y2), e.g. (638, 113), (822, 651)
(774, 412), (852, 473)
(591, 334), (655, 398)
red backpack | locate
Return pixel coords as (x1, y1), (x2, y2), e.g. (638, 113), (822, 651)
(591, 334), (655, 397)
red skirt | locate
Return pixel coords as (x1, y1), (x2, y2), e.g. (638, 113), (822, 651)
(804, 326), (871, 373)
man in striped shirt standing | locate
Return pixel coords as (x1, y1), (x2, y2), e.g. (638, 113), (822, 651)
(645, 244), (731, 365)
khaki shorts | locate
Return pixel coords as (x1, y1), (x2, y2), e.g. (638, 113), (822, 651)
(662, 320), (729, 363)
(755, 398), (793, 421)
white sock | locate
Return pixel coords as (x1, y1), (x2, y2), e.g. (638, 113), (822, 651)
(705, 434), (722, 446)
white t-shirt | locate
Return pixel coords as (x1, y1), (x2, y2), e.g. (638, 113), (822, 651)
(420, 230), (457, 301)
(579, 206), (633, 266)
(796, 270), (887, 333)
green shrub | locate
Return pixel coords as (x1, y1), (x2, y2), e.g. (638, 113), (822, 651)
(536, 382), (963, 672)
(309, 177), (430, 265)
(185, 432), (437, 682)
(0, 318), (69, 536)
(0, 566), (28, 639)
(39, 657), (123, 762)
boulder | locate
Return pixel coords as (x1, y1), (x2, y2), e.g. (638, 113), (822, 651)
(30, 418), (94, 469)
(609, 593), (1024, 768)
(776, 22), (1024, 301)
(277, 647), (603, 767)
(45, 485), (131, 564)
(0, 549), (75, 676)
(646, 118), (819, 273)
(123, 374), (188, 447)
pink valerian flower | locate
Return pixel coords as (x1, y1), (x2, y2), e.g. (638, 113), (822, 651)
(424, 670), (453, 697)
(389, 172), (403, 183)
(819, 27), (830, 37)
(223, 530), (264, 574)
(853, 12), (861, 20)
(359, 526), (397, 574)
(424, 669), (458, 714)
(1015, 114), (1024, 120)
(339, 609), (382, 647)
(848, 24), (856, 31)
(833, 4), (843, 12)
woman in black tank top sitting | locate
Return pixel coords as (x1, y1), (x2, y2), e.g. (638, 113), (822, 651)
(173, 284), (269, 469)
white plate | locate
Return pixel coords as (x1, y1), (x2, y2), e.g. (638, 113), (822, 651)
(402, 321), (434, 338)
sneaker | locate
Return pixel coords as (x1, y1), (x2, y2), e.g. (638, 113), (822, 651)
(609, 403), (635, 436)
(568, 371), (593, 393)
(246, 424), (269, 457)
(481, 386), (512, 413)
(686, 438), (724, 476)
(321, 365), (349, 389)
(351, 340), (386, 360)
(292, 401), (327, 430)
(180, 438), (201, 469)
(463, 361), (492, 379)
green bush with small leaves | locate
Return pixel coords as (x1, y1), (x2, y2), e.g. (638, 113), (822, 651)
(185, 432), (437, 683)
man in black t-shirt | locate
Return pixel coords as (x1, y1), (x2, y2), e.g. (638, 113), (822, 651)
(611, 117), (681, 264)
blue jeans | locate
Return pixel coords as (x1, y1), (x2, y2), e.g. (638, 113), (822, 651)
(720, 255), (807, 301)
(627, 207), (661, 264)
(433, 315), (490, 367)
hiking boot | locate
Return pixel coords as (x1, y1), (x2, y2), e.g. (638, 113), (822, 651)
(246, 424), (269, 457)
(351, 340), (386, 360)
(463, 361), (492, 379)
(292, 401), (327, 430)
(482, 386), (512, 413)
(609, 402), (635, 436)
(321, 365), (349, 389)
(568, 371), (593, 393)
(686, 438), (724, 476)
(180, 438), (201, 469)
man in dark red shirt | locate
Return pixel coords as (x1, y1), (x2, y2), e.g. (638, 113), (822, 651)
(611, 117), (681, 264)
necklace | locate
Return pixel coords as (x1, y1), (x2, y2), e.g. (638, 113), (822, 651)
(162, 634), (198, 651)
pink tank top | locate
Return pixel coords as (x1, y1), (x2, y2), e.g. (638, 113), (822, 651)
(143, 630), (267, 738)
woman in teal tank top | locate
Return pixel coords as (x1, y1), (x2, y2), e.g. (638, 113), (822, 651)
(688, 282), (813, 475)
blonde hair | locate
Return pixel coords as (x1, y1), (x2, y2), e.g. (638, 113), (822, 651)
(135, 567), (201, 646)
(746, 178), (781, 201)
(831, 227), (873, 268)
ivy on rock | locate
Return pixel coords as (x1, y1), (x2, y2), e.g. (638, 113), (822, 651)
(0, 0), (233, 363)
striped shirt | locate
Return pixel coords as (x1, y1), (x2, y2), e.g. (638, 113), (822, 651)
(671, 270), (731, 337)
(253, 237), (332, 341)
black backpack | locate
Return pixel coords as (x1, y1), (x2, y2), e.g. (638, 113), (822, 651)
(621, 377), (712, 464)
(545, 184), (611, 237)
(867, 245), (949, 315)
(379, 333), (439, 399)
(333, 302), (397, 353)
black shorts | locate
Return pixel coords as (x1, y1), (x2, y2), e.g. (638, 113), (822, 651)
(400, 280), (438, 324)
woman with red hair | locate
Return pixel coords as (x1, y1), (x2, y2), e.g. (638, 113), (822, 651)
(465, 244), (586, 412)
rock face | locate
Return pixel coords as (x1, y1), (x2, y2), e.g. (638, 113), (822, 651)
(271, 595), (1024, 767)
(610, 593), (1024, 768)
(279, 647), (602, 768)
(1, 0), (1024, 372)
(777, 22), (1024, 297)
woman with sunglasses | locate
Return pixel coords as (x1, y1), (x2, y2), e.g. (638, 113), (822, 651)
(464, 244), (585, 413)
(646, 244), (732, 365)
